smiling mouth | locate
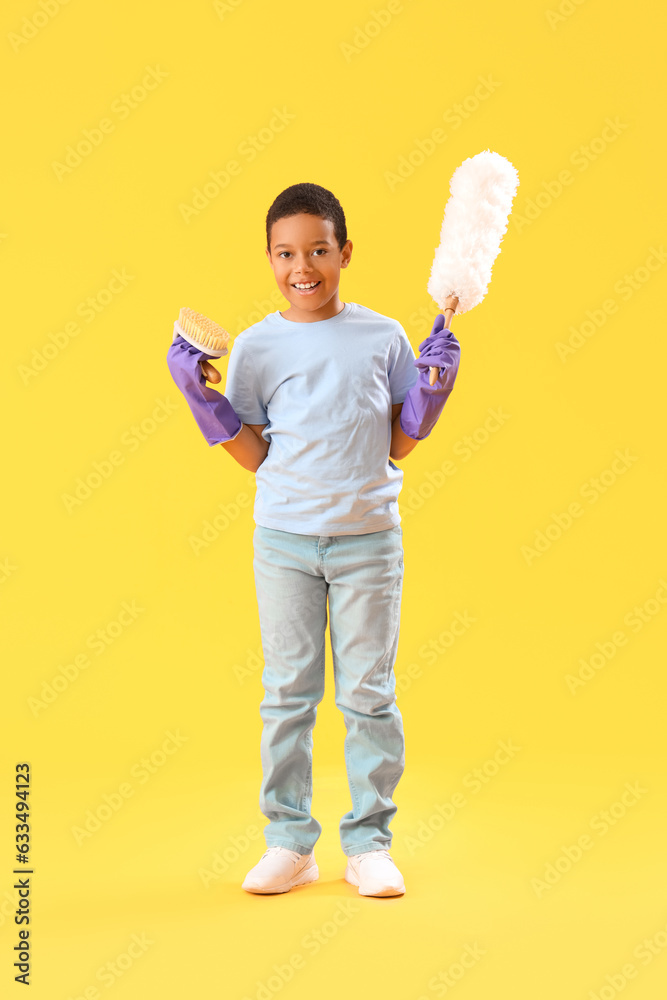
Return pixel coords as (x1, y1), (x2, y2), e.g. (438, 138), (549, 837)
(292, 281), (321, 293)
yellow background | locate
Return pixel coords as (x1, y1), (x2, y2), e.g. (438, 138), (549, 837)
(2, 0), (666, 997)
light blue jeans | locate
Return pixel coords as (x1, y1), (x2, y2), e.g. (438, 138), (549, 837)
(252, 523), (405, 858)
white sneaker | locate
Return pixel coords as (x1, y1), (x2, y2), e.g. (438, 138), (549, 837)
(344, 849), (405, 896)
(242, 846), (319, 894)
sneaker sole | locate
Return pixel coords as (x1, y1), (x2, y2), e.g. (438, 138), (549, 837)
(242, 861), (319, 894)
(344, 863), (405, 897)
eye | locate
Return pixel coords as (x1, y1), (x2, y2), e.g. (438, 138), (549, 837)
(277, 249), (327, 259)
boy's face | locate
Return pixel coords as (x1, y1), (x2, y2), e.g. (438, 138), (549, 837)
(266, 213), (352, 320)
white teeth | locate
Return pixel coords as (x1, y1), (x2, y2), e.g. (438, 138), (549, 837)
(294, 281), (319, 289)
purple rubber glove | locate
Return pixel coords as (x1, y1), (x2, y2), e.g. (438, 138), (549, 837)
(166, 325), (243, 446)
(399, 315), (461, 441)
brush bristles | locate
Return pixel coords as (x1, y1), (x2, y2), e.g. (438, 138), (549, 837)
(178, 307), (230, 354)
(428, 149), (520, 315)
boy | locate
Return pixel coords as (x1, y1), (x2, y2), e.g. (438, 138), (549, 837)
(166, 183), (460, 897)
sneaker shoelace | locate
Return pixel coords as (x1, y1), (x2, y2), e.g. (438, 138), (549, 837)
(358, 849), (393, 863)
(262, 847), (304, 862)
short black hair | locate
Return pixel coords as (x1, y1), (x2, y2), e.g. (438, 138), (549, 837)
(266, 182), (347, 253)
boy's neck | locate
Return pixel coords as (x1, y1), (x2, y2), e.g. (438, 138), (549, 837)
(279, 293), (346, 324)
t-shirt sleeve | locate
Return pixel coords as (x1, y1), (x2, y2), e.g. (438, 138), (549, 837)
(223, 335), (268, 424)
(388, 324), (419, 404)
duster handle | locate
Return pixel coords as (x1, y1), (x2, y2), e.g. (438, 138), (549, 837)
(428, 302), (457, 386)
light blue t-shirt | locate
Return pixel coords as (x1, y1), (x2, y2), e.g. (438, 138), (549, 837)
(223, 301), (419, 535)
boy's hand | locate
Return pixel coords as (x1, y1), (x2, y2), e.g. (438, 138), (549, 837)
(166, 328), (242, 446)
(399, 316), (461, 441)
(414, 314), (459, 376)
(200, 359), (221, 384)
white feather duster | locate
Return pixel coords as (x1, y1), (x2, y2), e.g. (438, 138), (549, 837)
(427, 149), (519, 315)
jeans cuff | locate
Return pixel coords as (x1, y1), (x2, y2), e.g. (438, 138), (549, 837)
(265, 838), (314, 856)
(344, 839), (392, 857)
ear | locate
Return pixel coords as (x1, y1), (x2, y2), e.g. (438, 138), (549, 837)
(265, 248), (273, 267)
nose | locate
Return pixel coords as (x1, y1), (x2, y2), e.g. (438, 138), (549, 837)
(292, 254), (313, 275)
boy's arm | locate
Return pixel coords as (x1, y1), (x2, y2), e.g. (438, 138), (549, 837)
(166, 330), (269, 473)
(390, 404), (419, 461)
(393, 318), (461, 451)
(220, 423), (269, 473)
